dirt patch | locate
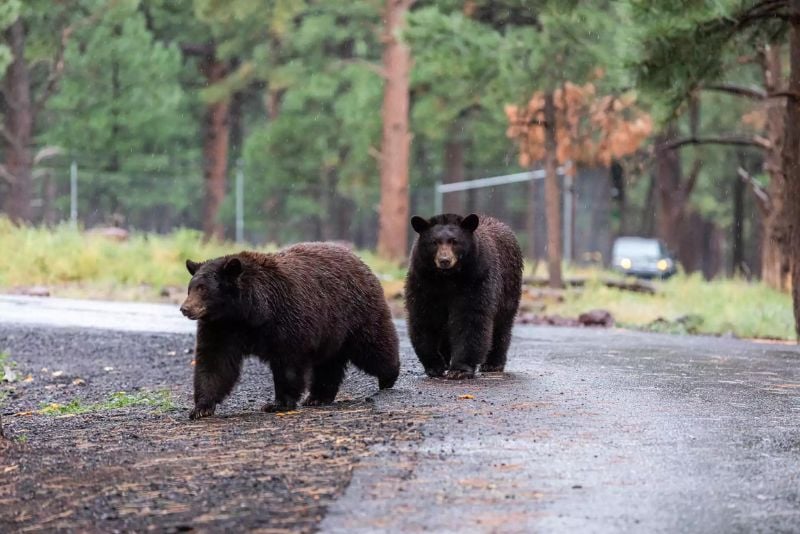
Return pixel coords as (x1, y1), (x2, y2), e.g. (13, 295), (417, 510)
(0, 326), (424, 532)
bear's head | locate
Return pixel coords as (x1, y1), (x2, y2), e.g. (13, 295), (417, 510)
(180, 256), (243, 321)
(410, 213), (480, 272)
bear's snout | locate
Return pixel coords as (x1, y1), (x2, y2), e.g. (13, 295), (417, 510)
(180, 298), (205, 320)
(435, 244), (457, 270)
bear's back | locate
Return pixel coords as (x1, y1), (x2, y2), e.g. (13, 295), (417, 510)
(475, 216), (524, 272)
(256, 243), (384, 319)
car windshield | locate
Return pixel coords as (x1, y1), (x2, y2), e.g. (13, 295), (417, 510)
(614, 239), (661, 258)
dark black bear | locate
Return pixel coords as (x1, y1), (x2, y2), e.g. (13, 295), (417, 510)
(405, 213), (523, 379)
(180, 244), (400, 419)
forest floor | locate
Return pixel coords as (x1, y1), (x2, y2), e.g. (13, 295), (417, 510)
(1, 315), (799, 532)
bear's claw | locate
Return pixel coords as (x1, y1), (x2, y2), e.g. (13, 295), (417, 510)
(480, 364), (505, 373)
(444, 369), (475, 380)
(425, 367), (446, 378)
(261, 402), (298, 413)
(189, 404), (216, 420)
(302, 397), (333, 407)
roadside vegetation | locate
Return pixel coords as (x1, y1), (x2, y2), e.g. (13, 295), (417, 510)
(37, 390), (176, 416)
(1, 221), (793, 340)
(538, 270), (794, 341)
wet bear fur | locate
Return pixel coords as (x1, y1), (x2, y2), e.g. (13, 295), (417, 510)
(180, 244), (400, 419)
(405, 213), (523, 379)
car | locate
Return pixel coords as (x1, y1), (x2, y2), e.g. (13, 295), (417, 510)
(611, 237), (677, 279)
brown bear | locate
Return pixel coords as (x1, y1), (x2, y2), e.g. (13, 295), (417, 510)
(405, 213), (523, 379)
(180, 244), (400, 419)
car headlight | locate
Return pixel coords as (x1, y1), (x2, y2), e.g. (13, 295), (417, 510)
(620, 258), (632, 270)
(657, 259), (671, 271)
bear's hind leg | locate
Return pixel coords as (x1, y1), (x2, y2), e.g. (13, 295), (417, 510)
(347, 314), (400, 389)
(304, 354), (348, 406)
(481, 313), (514, 373)
(263, 359), (307, 412)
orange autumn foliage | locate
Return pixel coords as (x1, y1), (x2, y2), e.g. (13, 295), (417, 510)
(505, 82), (653, 170)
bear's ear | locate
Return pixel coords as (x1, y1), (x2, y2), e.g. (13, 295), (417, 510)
(186, 259), (202, 276)
(460, 213), (480, 232)
(410, 216), (430, 234)
(223, 257), (242, 278)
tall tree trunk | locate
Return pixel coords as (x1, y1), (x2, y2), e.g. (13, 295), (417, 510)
(655, 126), (683, 255)
(543, 91), (562, 288)
(3, 19), (34, 223)
(785, 0), (800, 337)
(442, 123), (465, 214)
(199, 56), (230, 242)
(760, 43), (791, 290)
(377, 0), (414, 261)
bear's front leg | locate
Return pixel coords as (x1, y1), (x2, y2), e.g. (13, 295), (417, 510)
(408, 316), (448, 378)
(190, 324), (243, 419)
(445, 305), (493, 380)
(263, 359), (307, 412)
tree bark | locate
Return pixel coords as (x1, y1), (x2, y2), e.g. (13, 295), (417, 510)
(543, 91), (562, 288)
(759, 43), (792, 290)
(655, 124), (690, 260)
(199, 55), (230, 242)
(377, 0), (414, 261)
(3, 19), (34, 223)
(784, 0), (800, 337)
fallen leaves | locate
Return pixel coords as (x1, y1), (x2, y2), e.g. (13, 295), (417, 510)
(275, 410), (301, 417)
(457, 394), (475, 400)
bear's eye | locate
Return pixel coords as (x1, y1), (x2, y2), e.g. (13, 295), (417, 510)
(195, 284), (206, 292)
(448, 238), (456, 245)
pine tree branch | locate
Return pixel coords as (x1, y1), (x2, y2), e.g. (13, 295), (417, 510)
(666, 135), (770, 150)
(737, 167), (772, 214)
(34, 4), (107, 117)
(736, 0), (794, 27)
(702, 83), (800, 100)
(703, 84), (767, 99)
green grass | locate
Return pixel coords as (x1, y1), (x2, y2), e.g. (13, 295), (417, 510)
(542, 272), (795, 340)
(0, 218), (241, 293)
(39, 389), (177, 416)
(0, 218), (405, 300)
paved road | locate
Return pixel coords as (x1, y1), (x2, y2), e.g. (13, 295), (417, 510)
(0, 295), (191, 333)
(2, 296), (800, 532)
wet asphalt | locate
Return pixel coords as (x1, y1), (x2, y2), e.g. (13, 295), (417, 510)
(2, 297), (800, 533)
(324, 325), (800, 533)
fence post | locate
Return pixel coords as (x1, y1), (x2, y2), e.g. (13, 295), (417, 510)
(70, 160), (78, 227)
(235, 159), (244, 243)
